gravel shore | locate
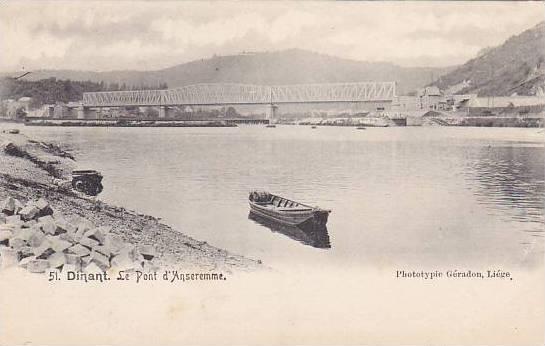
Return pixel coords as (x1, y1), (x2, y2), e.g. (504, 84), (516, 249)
(0, 128), (261, 272)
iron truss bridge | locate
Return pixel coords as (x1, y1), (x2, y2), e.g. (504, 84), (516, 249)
(82, 82), (396, 107)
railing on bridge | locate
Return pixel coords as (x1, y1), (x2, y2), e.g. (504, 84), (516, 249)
(82, 82), (396, 107)
(162, 84), (272, 105)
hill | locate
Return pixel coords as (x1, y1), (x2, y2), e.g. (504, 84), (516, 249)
(9, 49), (453, 95)
(433, 22), (545, 96)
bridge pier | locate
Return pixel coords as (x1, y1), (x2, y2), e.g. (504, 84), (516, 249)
(159, 106), (174, 118)
(268, 104), (278, 123)
(77, 106), (97, 119)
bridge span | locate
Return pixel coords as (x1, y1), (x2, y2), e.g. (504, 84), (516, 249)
(82, 82), (397, 108)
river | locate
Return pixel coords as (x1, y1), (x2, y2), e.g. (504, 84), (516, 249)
(21, 125), (545, 271)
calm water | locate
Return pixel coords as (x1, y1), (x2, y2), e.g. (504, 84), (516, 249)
(21, 125), (545, 270)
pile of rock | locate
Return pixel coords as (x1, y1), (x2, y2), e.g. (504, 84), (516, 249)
(0, 196), (159, 274)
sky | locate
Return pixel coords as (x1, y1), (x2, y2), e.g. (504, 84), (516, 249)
(0, 1), (543, 72)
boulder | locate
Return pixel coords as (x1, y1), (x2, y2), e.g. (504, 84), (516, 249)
(46, 236), (72, 253)
(92, 245), (112, 258)
(84, 262), (104, 274)
(1, 197), (15, 215)
(81, 255), (91, 267)
(117, 245), (138, 261)
(12, 228), (34, 242)
(47, 252), (66, 269)
(143, 260), (160, 273)
(78, 236), (99, 249)
(110, 252), (143, 272)
(8, 237), (26, 250)
(0, 247), (20, 269)
(110, 252), (129, 269)
(97, 225), (112, 233)
(40, 220), (57, 235)
(18, 255), (36, 269)
(90, 250), (110, 269)
(5, 215), (23, 226)
(65, 253), (83, 270)
(75, 219), (95, 235)
(18, 246), (35, 259)
(28, 229), (46, 247)
(84, 228), (107, 244)
(67, 244), (91, 257)
(59, 232), (75, 243)
(0, 230), (13, 242)
(55, 219), (76, 234)
(103, 234), (125, 255)
(74, 228), (84, 242)
(35, 198), (53, 217)
(26, 259), (50, 273)
(0, 194), (165, 275)
(18, 205), (40, 221)
(1, 197), (22, 216)
(138, 244), (157, 260)
(37, 215), (55, 224)
(22, 220), (38, 228)
(0, 223), (17, 231)
(32, 241), (55, 259)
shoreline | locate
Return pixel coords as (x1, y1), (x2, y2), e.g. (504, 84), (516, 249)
(2, 116), (542, 128)
(0, 128), (262, 272)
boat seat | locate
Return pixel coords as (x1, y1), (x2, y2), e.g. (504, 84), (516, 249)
(277, 207), (312, 212)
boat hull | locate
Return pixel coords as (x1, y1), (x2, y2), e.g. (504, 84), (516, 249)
(249, 201), (329, 227)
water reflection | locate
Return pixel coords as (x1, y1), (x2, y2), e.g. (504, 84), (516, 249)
(466, 146), (544, 224)
(248, 211), (331, 249)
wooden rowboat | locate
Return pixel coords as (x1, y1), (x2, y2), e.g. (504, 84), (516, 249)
(248, 191), (330, 228)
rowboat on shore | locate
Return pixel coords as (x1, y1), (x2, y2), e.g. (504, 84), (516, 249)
(248, 191), (330, 228)
(72, 170), (103, 196)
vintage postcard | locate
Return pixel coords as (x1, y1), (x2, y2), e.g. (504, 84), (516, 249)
(0, 1), (544, 345)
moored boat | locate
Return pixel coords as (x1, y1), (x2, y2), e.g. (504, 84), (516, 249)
(71, 170), (103, 196)
(248, 191), (330, 228)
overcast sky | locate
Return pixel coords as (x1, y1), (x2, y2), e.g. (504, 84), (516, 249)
(1, 1), (543, 72)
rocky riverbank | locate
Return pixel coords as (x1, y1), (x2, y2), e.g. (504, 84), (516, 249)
(0, 128), (261, 273)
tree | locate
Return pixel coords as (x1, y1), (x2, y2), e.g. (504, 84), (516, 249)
(144, 107), (159, 118)
(226, 106), (238, 118)
(15, 106), (27, 120)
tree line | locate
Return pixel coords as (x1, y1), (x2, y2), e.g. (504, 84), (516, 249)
(0, 77), (168, 109)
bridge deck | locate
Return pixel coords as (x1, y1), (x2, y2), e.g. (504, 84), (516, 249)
(82, 82), (397, 107)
